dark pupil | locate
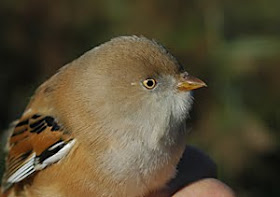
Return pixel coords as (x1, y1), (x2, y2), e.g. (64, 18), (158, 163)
(146, 80), (154, 87)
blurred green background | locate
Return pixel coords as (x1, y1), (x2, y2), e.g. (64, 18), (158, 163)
(0, 0), (279, 196)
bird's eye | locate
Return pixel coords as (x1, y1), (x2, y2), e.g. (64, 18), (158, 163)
(142, 78), (157, 89)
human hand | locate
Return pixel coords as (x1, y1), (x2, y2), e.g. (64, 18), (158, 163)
(173, 178), (235, 197)
(147, 146), (236, 197)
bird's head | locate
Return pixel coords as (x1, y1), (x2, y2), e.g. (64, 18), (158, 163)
(68, 36), (206, 145)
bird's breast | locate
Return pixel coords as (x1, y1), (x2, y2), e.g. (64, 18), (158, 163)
(98, 127), (187, 196)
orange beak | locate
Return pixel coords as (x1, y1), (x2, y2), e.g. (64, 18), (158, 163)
(177, 72), (207, 91)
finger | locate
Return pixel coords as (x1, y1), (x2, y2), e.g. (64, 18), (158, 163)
(172, 178), (236, 197)
(168, 145), (217, 194)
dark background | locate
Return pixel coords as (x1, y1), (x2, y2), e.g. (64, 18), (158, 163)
(0, 1), (279, 196)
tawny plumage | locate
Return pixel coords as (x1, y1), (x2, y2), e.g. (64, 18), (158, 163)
(1, 36), (206, 197)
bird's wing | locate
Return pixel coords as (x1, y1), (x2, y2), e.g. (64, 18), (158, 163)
(1, 113), (76, 192)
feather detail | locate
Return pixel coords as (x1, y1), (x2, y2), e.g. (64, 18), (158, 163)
(2, 113), (76, 192)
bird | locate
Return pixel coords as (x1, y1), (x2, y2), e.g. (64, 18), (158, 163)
(1, 35), (206, 197)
